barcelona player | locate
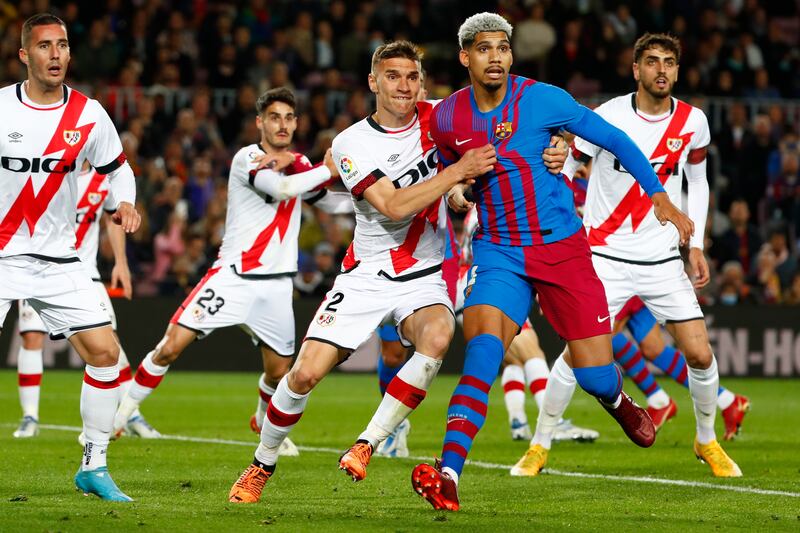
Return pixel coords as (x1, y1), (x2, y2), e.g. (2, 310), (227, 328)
(411, 13), (693, 511)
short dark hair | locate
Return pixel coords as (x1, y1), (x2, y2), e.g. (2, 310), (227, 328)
(255, 87), (296, 115)
(370, 40), (422, 74)
(21, 13), (67, 48)
(633, 33), (681, 64)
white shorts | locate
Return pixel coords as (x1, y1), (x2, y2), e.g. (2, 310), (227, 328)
(18, 281), (117, 334)
(591, 254), (703, 323)
(305, 268), (454, 352)
(170, 265), (295, 356)
(0, 256), (111, 339)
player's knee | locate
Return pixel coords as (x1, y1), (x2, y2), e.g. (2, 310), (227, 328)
(287, 365), (321, 394)
(381, 341), (407, 366)
(153, 336), (182, 365)
(682, 343), (713, 369)
(573, 364), (621, 402)
(265, 358), (292, 383)
(639, 337), (662, 359)
(419, 318), (454, 358)
(87, 340), (119, 367)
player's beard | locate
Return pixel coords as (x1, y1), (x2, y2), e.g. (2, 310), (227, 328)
(267, 131), (291, 149)
(642, 76), (673, 99)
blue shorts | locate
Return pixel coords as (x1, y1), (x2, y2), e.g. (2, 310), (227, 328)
(465, 232), (610, 341)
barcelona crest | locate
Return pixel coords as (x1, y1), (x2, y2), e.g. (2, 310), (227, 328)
(63, 130), (81, 146)
(494, 121), (513, 140)
(666, 138), (683, 152)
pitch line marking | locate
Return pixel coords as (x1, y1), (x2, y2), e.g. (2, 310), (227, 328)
(15, 424), (800, 499)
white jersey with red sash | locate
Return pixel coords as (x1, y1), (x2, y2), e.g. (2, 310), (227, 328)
(575, 94), (710, 263)
(75, 169), (116, 280)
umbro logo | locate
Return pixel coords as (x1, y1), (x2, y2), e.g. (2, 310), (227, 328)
(388, 153), (400, 163)
(8, 131), (22, 142)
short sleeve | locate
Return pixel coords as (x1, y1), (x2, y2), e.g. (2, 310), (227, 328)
(331, 133), (384, 199)
(84, 101), (127, 175)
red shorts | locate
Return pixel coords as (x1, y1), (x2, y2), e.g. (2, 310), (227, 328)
(615, 296), (646, 323)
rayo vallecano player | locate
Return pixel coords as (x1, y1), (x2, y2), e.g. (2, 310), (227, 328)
(0, 13), (141, 501)
(113, 87), (352, 460)
(228, 40), (495, 504)
(13, 166), (160, 442)
(560, 33), (741, 477)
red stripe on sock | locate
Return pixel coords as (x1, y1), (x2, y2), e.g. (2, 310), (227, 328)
(502, 380), (525, 394)
(666, 353), (681, 376)
(446, 417), (480, 439)
(259, 389), (272, 403)
(442, 442), (468, 459)
(530, 378), (547, 395)
(633, 368), (650, 384)
(459, 375), (491, 394)
(622, 353), (643, 372)
(265, 403), (303, 427)
(18, 373), (42, 387)
(448, 394), (488, 417)
(118, 366), (133, 383)
(386, 377), (427, 409)
(644, 382), (659, 396)
(83, 372), (119, 389)
(134, 365), (164, 389)
(676, 365), (688, 386)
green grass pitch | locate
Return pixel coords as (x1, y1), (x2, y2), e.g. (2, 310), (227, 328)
(1, 370), (799, 531)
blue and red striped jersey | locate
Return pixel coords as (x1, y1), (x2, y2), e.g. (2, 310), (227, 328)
(431, 75), (664, 246)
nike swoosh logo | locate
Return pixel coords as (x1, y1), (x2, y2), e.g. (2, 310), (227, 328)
(455, 138), (471, 146)
(597, 315), (610, 323)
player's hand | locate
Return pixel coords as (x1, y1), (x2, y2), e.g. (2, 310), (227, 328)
(651, 192), (693, 246)
(323, 148), (338, 176)
(447, 183), (474, 213)
(111, 262), (133, 300)
(254, 151), (295, 171)
(688, 247), (710, 289)
(456, 144), (497, 180)
(543, 135), (568, 175)
(111, 202), (141, 234)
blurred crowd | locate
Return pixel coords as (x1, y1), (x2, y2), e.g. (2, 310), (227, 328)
(0, 0), (798, 304)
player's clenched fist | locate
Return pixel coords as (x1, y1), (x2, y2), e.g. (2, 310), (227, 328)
(112, 202), (141, 234)
(455, 144), (497, 180)
(651, 192), (694, 246)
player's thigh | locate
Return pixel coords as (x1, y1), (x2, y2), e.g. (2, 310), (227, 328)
(260, 344), (293, 383)
(567, 333), (613, 367)
(69, 325), (119, 367)
(400, 303), (454, 358)
(171, 266), (251, 339)
(635, 260), (704, 323)
(245, 277), (296, 357)
(289, 339), (346, 393)
(463, 266), (531, 346)
(305, 274), (394, 353)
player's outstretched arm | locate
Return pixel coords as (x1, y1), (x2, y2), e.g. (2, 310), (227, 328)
(251, 149), (338, 200)
(365, 145), (496, 221)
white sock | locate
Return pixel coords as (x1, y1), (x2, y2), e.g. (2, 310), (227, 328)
(524, 358), (549, 411)
(501, 365), (527, 424)
(717, 388), (735, 410)
(256, 376), (309, 466)
(442, 466), (460, 486)
(116, 347), (141, 419)
(531, 353), (575, 450)
(115, 351), (168, 426)
(688, 357), (719, 445)
(647, 388), (671, 409)
(81, 364), (119, 471)
(18, 347), (43, 419)
(358, 351), (441, 447)
(256, 373), (276, 427)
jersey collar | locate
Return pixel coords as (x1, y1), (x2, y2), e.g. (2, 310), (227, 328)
(630, 92), (675, 122)
(16, 82), (69, 110)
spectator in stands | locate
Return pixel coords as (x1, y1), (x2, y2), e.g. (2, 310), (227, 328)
(750, 246), (782, 304)
(782, 271), (800, 305)
(512, 4), (556, 79)
(711, 199), (762, 276)
(717, 261), (754, 306)
(759, 225), (798, 290)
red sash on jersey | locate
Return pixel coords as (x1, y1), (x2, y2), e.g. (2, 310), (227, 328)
(389, 200), (440, 275)
(0, 90), (94, 250)
(75, 171), (108, 249)
(240, 198), (297, 272)
(588, 100), (694, 246)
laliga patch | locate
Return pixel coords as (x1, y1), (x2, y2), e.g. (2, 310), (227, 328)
(494, 121), (513, 140)
(316, 311), (336, 327)
(191, 305), (206, 322)
(666, 138), (683, 152)
(63, 130), (81, 146)
(338, 155), (360, 183)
